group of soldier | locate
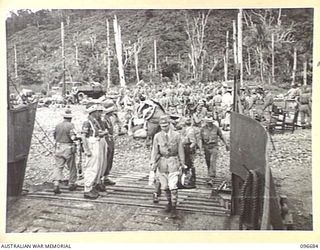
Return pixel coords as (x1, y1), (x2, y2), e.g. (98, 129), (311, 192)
(52, 79), (311, 218)
(53, 102), (117, 199)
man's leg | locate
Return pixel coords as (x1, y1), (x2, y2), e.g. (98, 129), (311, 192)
(159, 172), (170, 211)
(84, 138), (100, 199)
(168, 171), (180, 218)
(208, 147), (218, 185)
(66, 153), (77, 191)
(204, 147), (211, 178)
(104, 139), (116, 185)
(164, 189), (172, 212)
(153, 179), (161, 203)
(53, 154), (65, 194)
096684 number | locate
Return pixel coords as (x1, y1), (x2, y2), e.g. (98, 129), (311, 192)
(300, 244), (318, 248)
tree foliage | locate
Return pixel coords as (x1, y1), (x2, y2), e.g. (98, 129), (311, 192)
(6, 8), (313, 89)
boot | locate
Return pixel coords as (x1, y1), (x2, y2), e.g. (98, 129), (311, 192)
(53, 180), (61, 194)
(84, 190), (99, 199)
(170, 204), (178, 219)
(164, 202), (172, 213)
(53, 185), (61, 194)
(95, 183), (107, 192)
(104, 177), (116, 186)
(68, 184), (77, 191)
(153, 193), (159, 204)
(164, 189), (172, 212)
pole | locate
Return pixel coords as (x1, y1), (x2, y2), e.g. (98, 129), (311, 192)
(237, 9), (243, 87)
(14, 44), (18, 78)
(154, 40), (157, 73)
(113, 15), (126, 87)
(61, 22), (66, 97)
(106, 18), (111, 89)
(292, 47), (297, 86)
(303, 60), (307, 86)
(271, 33), (275, 84)
(225, 30), (229, 82)
(233, 20), (237, 65)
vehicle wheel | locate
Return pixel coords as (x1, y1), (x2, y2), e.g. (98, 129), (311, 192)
(77, 92), (85, 101)
(66, 96), (74, 105)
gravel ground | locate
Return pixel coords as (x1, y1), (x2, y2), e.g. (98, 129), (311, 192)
(23, 105), (312, 230)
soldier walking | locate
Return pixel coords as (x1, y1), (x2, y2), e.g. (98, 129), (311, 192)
(200, 117), (230, 186)
(150, 115), (185, 218)
(52, 108), (77, 194)
(180, 117), (197, 187)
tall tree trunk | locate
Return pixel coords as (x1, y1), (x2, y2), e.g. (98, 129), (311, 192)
(75, 43), (79, 66)
(224, 30), (229, 82)
(154, 40), (157, 73)
(14, 44), (18, 78)
(292, 47), (297, 86)
(247, 47), (251, 75)
(61, 22), (66, 97)
(106, 18), (111, 89)
(113, 16), (126, 87)
(200, 54), (204, 80)
(271, 33), (275, 83)
(134, 43), (140, 83)
(237, 9), (243, 86)
(303, 59), (307, 86)
(233, 20), (237, 65)
(259, 48), (264, 83)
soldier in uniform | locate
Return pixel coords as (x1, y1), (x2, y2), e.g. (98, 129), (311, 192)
(211, 90), (223, 126)
(296, 86), (312, 128)
(200, 117), (230, 186)
(102, 105), (117, 185)
(81, 104), (108, 199)
(192, 99), (208, 148)
(150, 115), (185, 218)
(52, 108), (77, 194)
(180, 117), (197, 187)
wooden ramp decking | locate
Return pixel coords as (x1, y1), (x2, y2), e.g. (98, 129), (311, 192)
(6, 171), (239, 232)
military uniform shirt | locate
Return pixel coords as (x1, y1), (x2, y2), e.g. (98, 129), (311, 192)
(200, 124), (223, 147)
(54, 121), (76, 143)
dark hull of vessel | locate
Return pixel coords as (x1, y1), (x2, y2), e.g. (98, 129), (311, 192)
(7, 102), (37, 196)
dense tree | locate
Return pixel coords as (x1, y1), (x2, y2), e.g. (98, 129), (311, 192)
(6, 8), (313, 90)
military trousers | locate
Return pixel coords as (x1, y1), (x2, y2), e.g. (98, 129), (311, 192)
(103, 137), (114, 177)
(53, 143), (77, 185)
(84, 137), (107, 192)
(204, 145), (218, 178)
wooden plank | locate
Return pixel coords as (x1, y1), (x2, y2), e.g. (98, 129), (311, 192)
(29, 191), (223, 209)
(27, 194), (229, 215)
(39, 188), (222, 205)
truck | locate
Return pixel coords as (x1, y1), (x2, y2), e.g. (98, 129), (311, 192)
(70, 82), (106, 103)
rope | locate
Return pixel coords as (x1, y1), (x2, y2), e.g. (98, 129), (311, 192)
(34, 119), (55, 146)
(32, 131), (54, 156)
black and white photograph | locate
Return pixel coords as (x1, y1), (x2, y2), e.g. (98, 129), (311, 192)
(3, 4), (318, 239)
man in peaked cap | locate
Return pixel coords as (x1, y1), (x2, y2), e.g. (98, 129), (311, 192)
(81, 104), (108, 199)
(150, 115), (185, 218)
(200, 117), (229, 186)
(52, 108), (77, 194)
